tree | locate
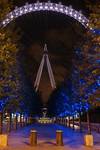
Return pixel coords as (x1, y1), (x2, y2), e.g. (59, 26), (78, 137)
(72, 1), (100, 133)
(80, 1), (100, 107)
(47, 81), (73, 117)
(0, 0), (22, 113)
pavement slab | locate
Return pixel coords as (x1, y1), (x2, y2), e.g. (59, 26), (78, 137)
(0, 124), (100, 150)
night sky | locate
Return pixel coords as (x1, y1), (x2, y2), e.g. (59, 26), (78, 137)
(12, 0), (87, 12)
(9, 0), (90, 103)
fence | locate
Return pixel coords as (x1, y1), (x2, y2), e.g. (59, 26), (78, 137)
(0, 112), (33, 134)
(55, 118), (100, 133)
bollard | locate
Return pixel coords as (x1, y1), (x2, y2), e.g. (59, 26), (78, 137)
(84, 134), (94, 146)
(56, 130), (63, 146)
(30, 130), (37, 146)
(0, 134), (8, 147)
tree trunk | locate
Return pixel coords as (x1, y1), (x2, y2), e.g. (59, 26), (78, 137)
(87, 111), (91, 134)
(68, 116), (70, 127)
(7, 113), (12, 132)
(0, 112), (3, 134)
(14, 115), (17, 130)
(79, 112), (82, 132)
(19, 114), (22, 127)
(72, 116), (75, 130)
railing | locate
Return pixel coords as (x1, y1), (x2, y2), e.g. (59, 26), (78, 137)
(55, 118), (100, 133)
(0, 112), (33, 134)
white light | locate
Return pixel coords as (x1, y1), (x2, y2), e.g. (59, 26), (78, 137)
(74, 13), (77, 18)
(39, 6), (43, 9)
(10, 15), (14, 19)
(29, 7), (33, 11)
(86, 23), (89, 26)
(14, 114), (16, 117)
(35, 6), (38, 10)
(25, 8), (28, 12)
(6, 18), (9, 22)
(50, 6), (53, 10)
(12, 113), (14, 118)
(90, 27), (93, 30)
(65, 9), (68, 14)
(15, 12), (19, 16)
(55, 7), (58, 10)
(2, 21), (6, 25)
(82, 19), (85, 23)
(78, 16), (82, 20)
(1, 2), (89, 29)
(60, 8), (63, 12)
(20, 10), (23, 14)
(44, 6), (48, 9)
(69, 11), (72, 15)
(24, 6), (28, 12)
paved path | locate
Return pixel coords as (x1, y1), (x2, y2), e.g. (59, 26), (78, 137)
(1, 124), (100, 150)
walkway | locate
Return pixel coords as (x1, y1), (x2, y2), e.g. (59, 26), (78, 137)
(1, 124), (100, 150)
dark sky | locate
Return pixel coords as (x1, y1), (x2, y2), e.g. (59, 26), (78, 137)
(10, 0), (89, 103)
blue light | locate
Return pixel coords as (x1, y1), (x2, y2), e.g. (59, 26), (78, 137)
(92, 29), (100, 35)
(96, 60), (100, 63)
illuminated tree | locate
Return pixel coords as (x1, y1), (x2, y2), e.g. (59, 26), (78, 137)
(80, 1), (100, 107)
(0, 0), (22, 112)
(71, 1), (100, 133)
(47, 80), (73, 117)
